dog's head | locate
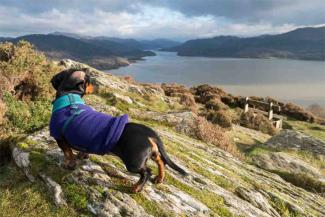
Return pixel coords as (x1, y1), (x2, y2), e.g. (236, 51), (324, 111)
(51, 68), (94, 98)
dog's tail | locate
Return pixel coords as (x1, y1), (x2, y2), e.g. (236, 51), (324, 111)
(149, 137), (188, 176)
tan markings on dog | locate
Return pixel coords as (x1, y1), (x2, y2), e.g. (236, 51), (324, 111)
(148, 137), (165, 183)
(132, 182), (142, 193)
(63, 145), (76, 169)
(85, 83), (94, 94)
(71, 70), (86, 80)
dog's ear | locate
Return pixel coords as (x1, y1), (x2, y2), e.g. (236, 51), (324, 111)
(51, 71), (66, 90)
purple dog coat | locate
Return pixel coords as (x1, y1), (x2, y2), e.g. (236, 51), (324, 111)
(50, 102), (128, 155)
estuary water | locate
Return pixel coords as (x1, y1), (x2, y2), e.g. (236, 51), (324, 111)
(108, 51), (325, 107)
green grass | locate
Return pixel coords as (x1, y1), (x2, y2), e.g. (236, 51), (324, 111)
(164, 173), (234, 217)
(161, 137), (237, 190)
(285, 119), (325, 141)
(0, 164), (78, 217)
(271, 170), (325, 195)
(269, 196), (300, 217)
(106, 173), (174, 217)
(285, 150), (325, 176)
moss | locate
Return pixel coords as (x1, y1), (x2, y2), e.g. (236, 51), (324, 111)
(29, 151), (69, 183)
(164, 173), (234, 217)
(29, 151), (47, 171)
(63, 183), (88, 212)
(17, 142), (29, 150)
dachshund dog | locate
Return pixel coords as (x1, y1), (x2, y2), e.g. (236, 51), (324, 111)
(49, 68), (187, 192)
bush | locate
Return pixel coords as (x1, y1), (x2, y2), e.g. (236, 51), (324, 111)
(195, 117), (242, 158)
(0, 41), (60, 100)
(3, 92), (52, 132)
(240, 111), (276, 135)
(161, 83), (198, 113)
(0, 41), (61, 133)
(283, 103), (316, 123)
(205, 98), (227, 111)
(190, 84), (239, 107)
(206, 110), (233, 128)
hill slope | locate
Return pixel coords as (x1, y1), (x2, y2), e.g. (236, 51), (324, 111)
(4, 34), (156, 69)
(164, 26), (325, 60)
(1, 43), (324, 216)
(1, 57), (324, 216)
(51, 32), (181, 50)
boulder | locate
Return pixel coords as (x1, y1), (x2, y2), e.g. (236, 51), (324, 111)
(265, 130), (325, 155)
(253, 152), (323, 179)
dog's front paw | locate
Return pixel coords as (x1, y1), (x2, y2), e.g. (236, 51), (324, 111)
(132, 184), (143, 193)
(77, 152), (89, 160)
(63, 161), (77, 170)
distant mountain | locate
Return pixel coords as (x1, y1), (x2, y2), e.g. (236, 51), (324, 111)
(164, 26), (325, 61)
(139, 39), (181, 50)
(2, 34), (156, 69)
(50, 32), (180, 50)
(0, 37), (12, 42)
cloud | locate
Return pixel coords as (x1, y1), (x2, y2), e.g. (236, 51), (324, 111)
(0, 0), (324, 39)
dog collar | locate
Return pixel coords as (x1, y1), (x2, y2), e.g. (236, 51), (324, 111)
(52, 93), (85, 112)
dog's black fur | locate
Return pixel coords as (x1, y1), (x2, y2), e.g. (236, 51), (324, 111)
(51, 69), (187, 192)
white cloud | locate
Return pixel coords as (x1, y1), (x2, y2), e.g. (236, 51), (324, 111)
(0, 4), (323, 39)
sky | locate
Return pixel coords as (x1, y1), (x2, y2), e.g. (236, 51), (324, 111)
(0, 0), (324, 40)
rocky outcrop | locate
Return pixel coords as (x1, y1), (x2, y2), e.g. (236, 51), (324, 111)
(11, 126), (325, 216)
(253, 152), (323, 179)
(265, 130), (325, 155)
(7, 59), (325, 216)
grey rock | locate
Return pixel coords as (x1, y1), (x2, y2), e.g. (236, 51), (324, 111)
(39, 173), (67, 207)
(253, 152), (323, 179)
(265, 130), (325, 155)
(235, 187), (280, 217)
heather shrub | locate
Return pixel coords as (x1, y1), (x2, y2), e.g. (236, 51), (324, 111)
(191, 84), (239, 107)
(283, 103), (316, 123)
(0, 41), (60, 100)
(195, 117), (242, 158)
(0, 99), (6, 125)
(206, 110), (232, 129)
(3, 92), (52, 132)
(240, 111), (276, 135)
(205, 98), (227, 111)
(307, 104), (325, 119)
(161, 83), (198, 113)
(0, 41), (61, 133)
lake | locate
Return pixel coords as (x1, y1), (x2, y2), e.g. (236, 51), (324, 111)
(108, 51), (325, 107)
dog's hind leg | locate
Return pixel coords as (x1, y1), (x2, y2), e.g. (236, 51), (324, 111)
(148, 137), (166, 184)
(131, 167), (152, 193)
(152, 153), (165, 184)
(56, 139), (76, 170)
